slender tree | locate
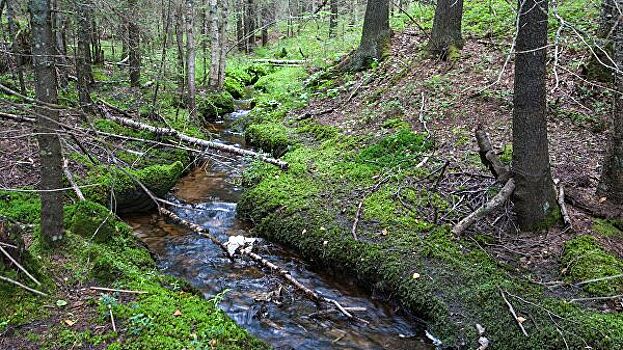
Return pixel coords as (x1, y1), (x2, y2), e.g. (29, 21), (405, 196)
(30, 0), (64, 246)
(341, 0), (390, 71)
(6, 0), (26, 93)
(208, 0), (221, 88)
(329, 0), (338, 38)
(175, 3), (185, 98)
(598, 0), (623, 203)
(429, 0), (464, 59)
(217, 0), (228, 87)
(128, 0), (141, 87)
(186, 0), (196, 118)
(512, 0), (559, 231)
(245, 0), (255, 52)
(75, 0), (93, 107)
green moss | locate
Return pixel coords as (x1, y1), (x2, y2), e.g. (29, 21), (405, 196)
(245, 122), (291, 157)
(82, 161), (184, 212)
(295, 120), (339, 141)
(197, 91), (235, 120)
(358, 129), (431, 167)
(224, 76), (245, 99)
(593, 219), (622, 237)
(64, 201), (119, 243)
(0, 191), (41, 223)
(382, 118), (410, 129)
(562, 235), (623, 295)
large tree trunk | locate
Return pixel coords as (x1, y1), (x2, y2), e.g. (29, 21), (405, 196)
(329, 0), (338, 38)
(76, 0), (93, 108)
(260, 2), (269, 46)
(341, 0), (390, 71)
(6, 0), (26, 94)
(128, 0), (141, 87)
(185, 0), (196, 118)
(598, 0), (623, 204)
(30, 0), (64, 246)
(428, 0), (464, 59)
(512, 0), (559, 231)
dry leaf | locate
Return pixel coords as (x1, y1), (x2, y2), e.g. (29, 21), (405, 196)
(516, 316), (526, 324)
(173, 309), (182, 317)
(64, 319), (76, 326)
(412, 273), (421, 279)
(381, 228), (388, 236)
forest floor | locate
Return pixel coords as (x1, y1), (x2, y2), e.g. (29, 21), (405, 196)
(2, 1), (623, 349)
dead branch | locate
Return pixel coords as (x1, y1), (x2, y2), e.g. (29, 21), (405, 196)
(89, 286), (148, 294)
(0, 245), (41, 286)
(0, 275), (47, 297)
(476, 126), (510, 182)
(161, 207), (361, 321)
(554, 179), (572, 229)
(0, 111), (35, 123)
(500, 288), (529, 337)
(251, 59), (307, 65)
(98, 105), (289, 169)
(63, 159), (85, 201)
(452, 179), (516, 235)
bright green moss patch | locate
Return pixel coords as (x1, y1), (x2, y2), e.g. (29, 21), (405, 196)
(197, 91), (235, 121)
(245, 122), (291, 156)
(562, 235), (623, 295)
(296, 120), (339, 141)
(357, 129), (431, 167)
(82, 161), (184, 213)
(0, 191), (41, 223)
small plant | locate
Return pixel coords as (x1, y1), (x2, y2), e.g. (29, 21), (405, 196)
(208, 289), (231, 308)
(127, 313), (154, 336)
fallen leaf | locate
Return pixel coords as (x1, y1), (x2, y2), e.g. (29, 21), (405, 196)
(516, 316), (527, 324)
(64, 319), (76, 326)
(173, 309), (182, 317)
(599, 197), (607, 203)
(381, 228), (388, 236)
(412, 273), (421, 279)
(56, 299), (68, 308)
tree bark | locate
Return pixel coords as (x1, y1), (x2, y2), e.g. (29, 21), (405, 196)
(217, 0), (228, 88)
(598, 0), (623, 204)
(75, 0), (93, 108)
(341, 0), (390, 71)
(429, 0), (464, 59)
(128, 0), (141, 87)
(245, 0), (255, 52)
(329, 0), (338, 38)
(6, 0), (26, 94)
(185, 0), (196, 118)
(30, 0), (64, 246)
(512, 0), (559, 231)
(174, 3), (185, 98)
(208, 0), (221, 89)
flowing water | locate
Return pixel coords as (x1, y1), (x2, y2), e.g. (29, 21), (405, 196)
(127, 108), (432, 350)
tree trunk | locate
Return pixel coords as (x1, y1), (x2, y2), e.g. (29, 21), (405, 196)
(128, 0), (141, 87)
(236, 1), (245, 51)
(245, 0), (255, 52)
(598, 0), (623, 204)
(342, 0), (390, 71)
(185, 0), (196, 118)
(429, 0), (464, 59)
(175, 3), (185, 98)
(75, 0), (93, 108)
(260, 3), (269, 46)
(208, 0), (221, 89)
(512, 0), (559, 231)
(217, 0), (228, 88)
(329, 0), (338, 38)
(200, 0), (208, 84)
(29, 0), (64, 246)
(6, 0), (26, 94)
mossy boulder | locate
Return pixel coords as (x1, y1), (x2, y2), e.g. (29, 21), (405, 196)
(224, 76), (245, 99)
(65, 201), (119, 243)
(197, 91), (235, 122)
(562, 235), (623, 295)
(82, 161), (184, 215)
(245, 122), (291, 157)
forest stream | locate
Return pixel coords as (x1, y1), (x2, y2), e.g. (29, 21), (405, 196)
(125, 106), (432, 350)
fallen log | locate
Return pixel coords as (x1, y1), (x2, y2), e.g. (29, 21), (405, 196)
(98, 105), (289, 169)
(159, 207), (362, 321)
(251, 59), (307, 65)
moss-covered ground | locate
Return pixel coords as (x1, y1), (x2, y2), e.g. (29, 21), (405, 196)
(235, 1), (623, 348)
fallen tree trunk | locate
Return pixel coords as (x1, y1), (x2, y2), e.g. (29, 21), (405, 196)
(159, 207), (361, 321)
(97, 104), (288, 169)
(251, 59), (307, 65)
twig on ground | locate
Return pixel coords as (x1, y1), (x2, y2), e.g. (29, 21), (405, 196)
(63, 159), (85, 201)
(90, 286), (148, 294)
(452, 179), (515, 235)
(0, 275), (47, 297)
(0, 245), (41, 286)
(108, 304), (117, 332)
(500, 288), (529, 337)
(554, 179), (572, 229)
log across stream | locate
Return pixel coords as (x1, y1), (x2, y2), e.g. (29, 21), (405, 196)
(126, 108), (432, 349)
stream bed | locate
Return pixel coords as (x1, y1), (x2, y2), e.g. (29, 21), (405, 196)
(127, 109), (432, 350)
